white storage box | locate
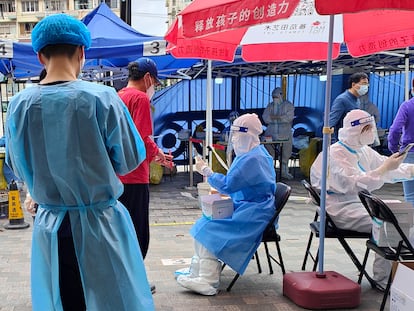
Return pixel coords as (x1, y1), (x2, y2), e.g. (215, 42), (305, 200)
(391, 261), (414, 311)
(197, 182), (211, 197)
(200, 193), (234, 220)
(373, 202), (414, 247)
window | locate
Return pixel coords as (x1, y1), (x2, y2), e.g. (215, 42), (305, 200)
(45, 0), (66, 11)
(23, 22), (36, 35)
(74, 0), (92, 10)
(104, 0), (118, 9)
(0, 1), (15, 13)
(21, 1), (39, 12)
(0, 23), (16, 36)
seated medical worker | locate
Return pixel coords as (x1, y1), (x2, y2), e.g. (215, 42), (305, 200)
(176, 113), (276, 295)
(311, 109), (414, 288)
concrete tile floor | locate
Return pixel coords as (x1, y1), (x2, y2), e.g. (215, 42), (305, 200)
(0, 171), (403, 310)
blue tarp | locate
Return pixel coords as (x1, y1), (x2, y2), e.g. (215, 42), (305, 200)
(152, 71), (411, 161)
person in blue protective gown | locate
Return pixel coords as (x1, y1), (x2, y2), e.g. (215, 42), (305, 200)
(5, 14), (154, 311)
(176, 113), (276, 295)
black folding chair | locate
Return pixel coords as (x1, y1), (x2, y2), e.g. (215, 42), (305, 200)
(301, 180), (376, 287)
(358, 190), (414, 311)
(224, 182), (291, 291)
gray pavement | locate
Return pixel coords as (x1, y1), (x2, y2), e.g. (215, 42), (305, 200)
(0, 169), (404, 310)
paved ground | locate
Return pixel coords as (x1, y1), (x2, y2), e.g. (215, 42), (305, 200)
(0, 168), (404, 310)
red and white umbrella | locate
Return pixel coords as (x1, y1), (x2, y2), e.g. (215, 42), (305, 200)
(166, 2), (414, 63)
(165, 0), (414, 278)
(315, 0), (414, 14)
(165, 0), (300, 149)
(312, 0), (414, 277)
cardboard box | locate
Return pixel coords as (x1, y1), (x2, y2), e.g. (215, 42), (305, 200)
(200, 193), (234, 219)
(390, 261), (414, 311)
(373, 202), (414, 247)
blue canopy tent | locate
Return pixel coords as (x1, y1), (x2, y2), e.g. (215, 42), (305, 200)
(83, 3), (162, 59)
(0, 42), (40, 79)
(0, 2), (197, 80)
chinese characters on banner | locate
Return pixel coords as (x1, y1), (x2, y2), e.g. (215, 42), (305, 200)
(240, 3), (343, 46)
(182, 0), (300, 38)
(343, 10), (414, 57)
(353, 33), (414, 57)
(174, 42), (233, 61)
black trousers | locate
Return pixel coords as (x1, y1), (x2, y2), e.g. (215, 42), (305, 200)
(118, 183), (150, 259)
(58, 214), (86, 311)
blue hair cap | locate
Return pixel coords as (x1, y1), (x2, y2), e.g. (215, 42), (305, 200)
(31, 13), (91, 53)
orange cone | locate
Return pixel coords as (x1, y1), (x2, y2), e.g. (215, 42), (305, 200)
(3, 181), (30, 230)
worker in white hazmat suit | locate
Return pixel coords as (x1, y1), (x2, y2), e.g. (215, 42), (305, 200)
(176, 113), (276, 295)
(311, 109), (414, 288)
(262, 87), (295, 180)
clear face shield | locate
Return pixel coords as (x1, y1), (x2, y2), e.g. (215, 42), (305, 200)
(350, 115), (380, 147)
(226, 125), (249, 166)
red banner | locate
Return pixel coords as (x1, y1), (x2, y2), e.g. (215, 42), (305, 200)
(344, 10), (414, 57)
(315, 0), (414, 15)
(181, 0), (300, 38)
(169, 38), (238, 62)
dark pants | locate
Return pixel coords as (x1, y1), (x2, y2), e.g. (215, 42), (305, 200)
(58, 214), (86, 311)
(119, 183), (150, 259)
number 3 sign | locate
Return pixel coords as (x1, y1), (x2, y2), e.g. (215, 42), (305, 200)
(143, 40), (167, 56)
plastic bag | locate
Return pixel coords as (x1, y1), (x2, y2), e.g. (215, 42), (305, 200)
(150, 162), (164, 185)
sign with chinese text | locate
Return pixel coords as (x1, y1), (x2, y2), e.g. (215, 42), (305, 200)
(181, 0), (300, 38)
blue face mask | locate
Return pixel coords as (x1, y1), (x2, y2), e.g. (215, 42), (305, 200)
(357, 84), (369, 96)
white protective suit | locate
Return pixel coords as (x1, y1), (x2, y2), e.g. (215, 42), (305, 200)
(262, 87), (295, 179)
(177, 113), (276, 295)
(311, 109), (414, 287)
(6, 81), (154, 310)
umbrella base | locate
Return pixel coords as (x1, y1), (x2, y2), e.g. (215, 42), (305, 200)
(283, 271), (361, 309)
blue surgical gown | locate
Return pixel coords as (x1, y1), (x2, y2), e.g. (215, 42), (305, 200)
(190, 145), (276, 275)
(5, 80), (154, 311)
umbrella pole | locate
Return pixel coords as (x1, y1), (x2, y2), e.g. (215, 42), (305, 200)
(405, 47), (410, 102)
(206, 60), (213, 167)
(317, 14), (336, 277)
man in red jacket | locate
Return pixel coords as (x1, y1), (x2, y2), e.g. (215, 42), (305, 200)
(118, 58), (165, 264)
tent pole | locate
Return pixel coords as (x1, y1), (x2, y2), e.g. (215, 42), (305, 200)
(318, 14), (335, 276)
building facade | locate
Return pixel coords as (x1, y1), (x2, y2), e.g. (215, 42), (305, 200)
(0, 0), (120, 41)
(165, 0), (191, 26)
